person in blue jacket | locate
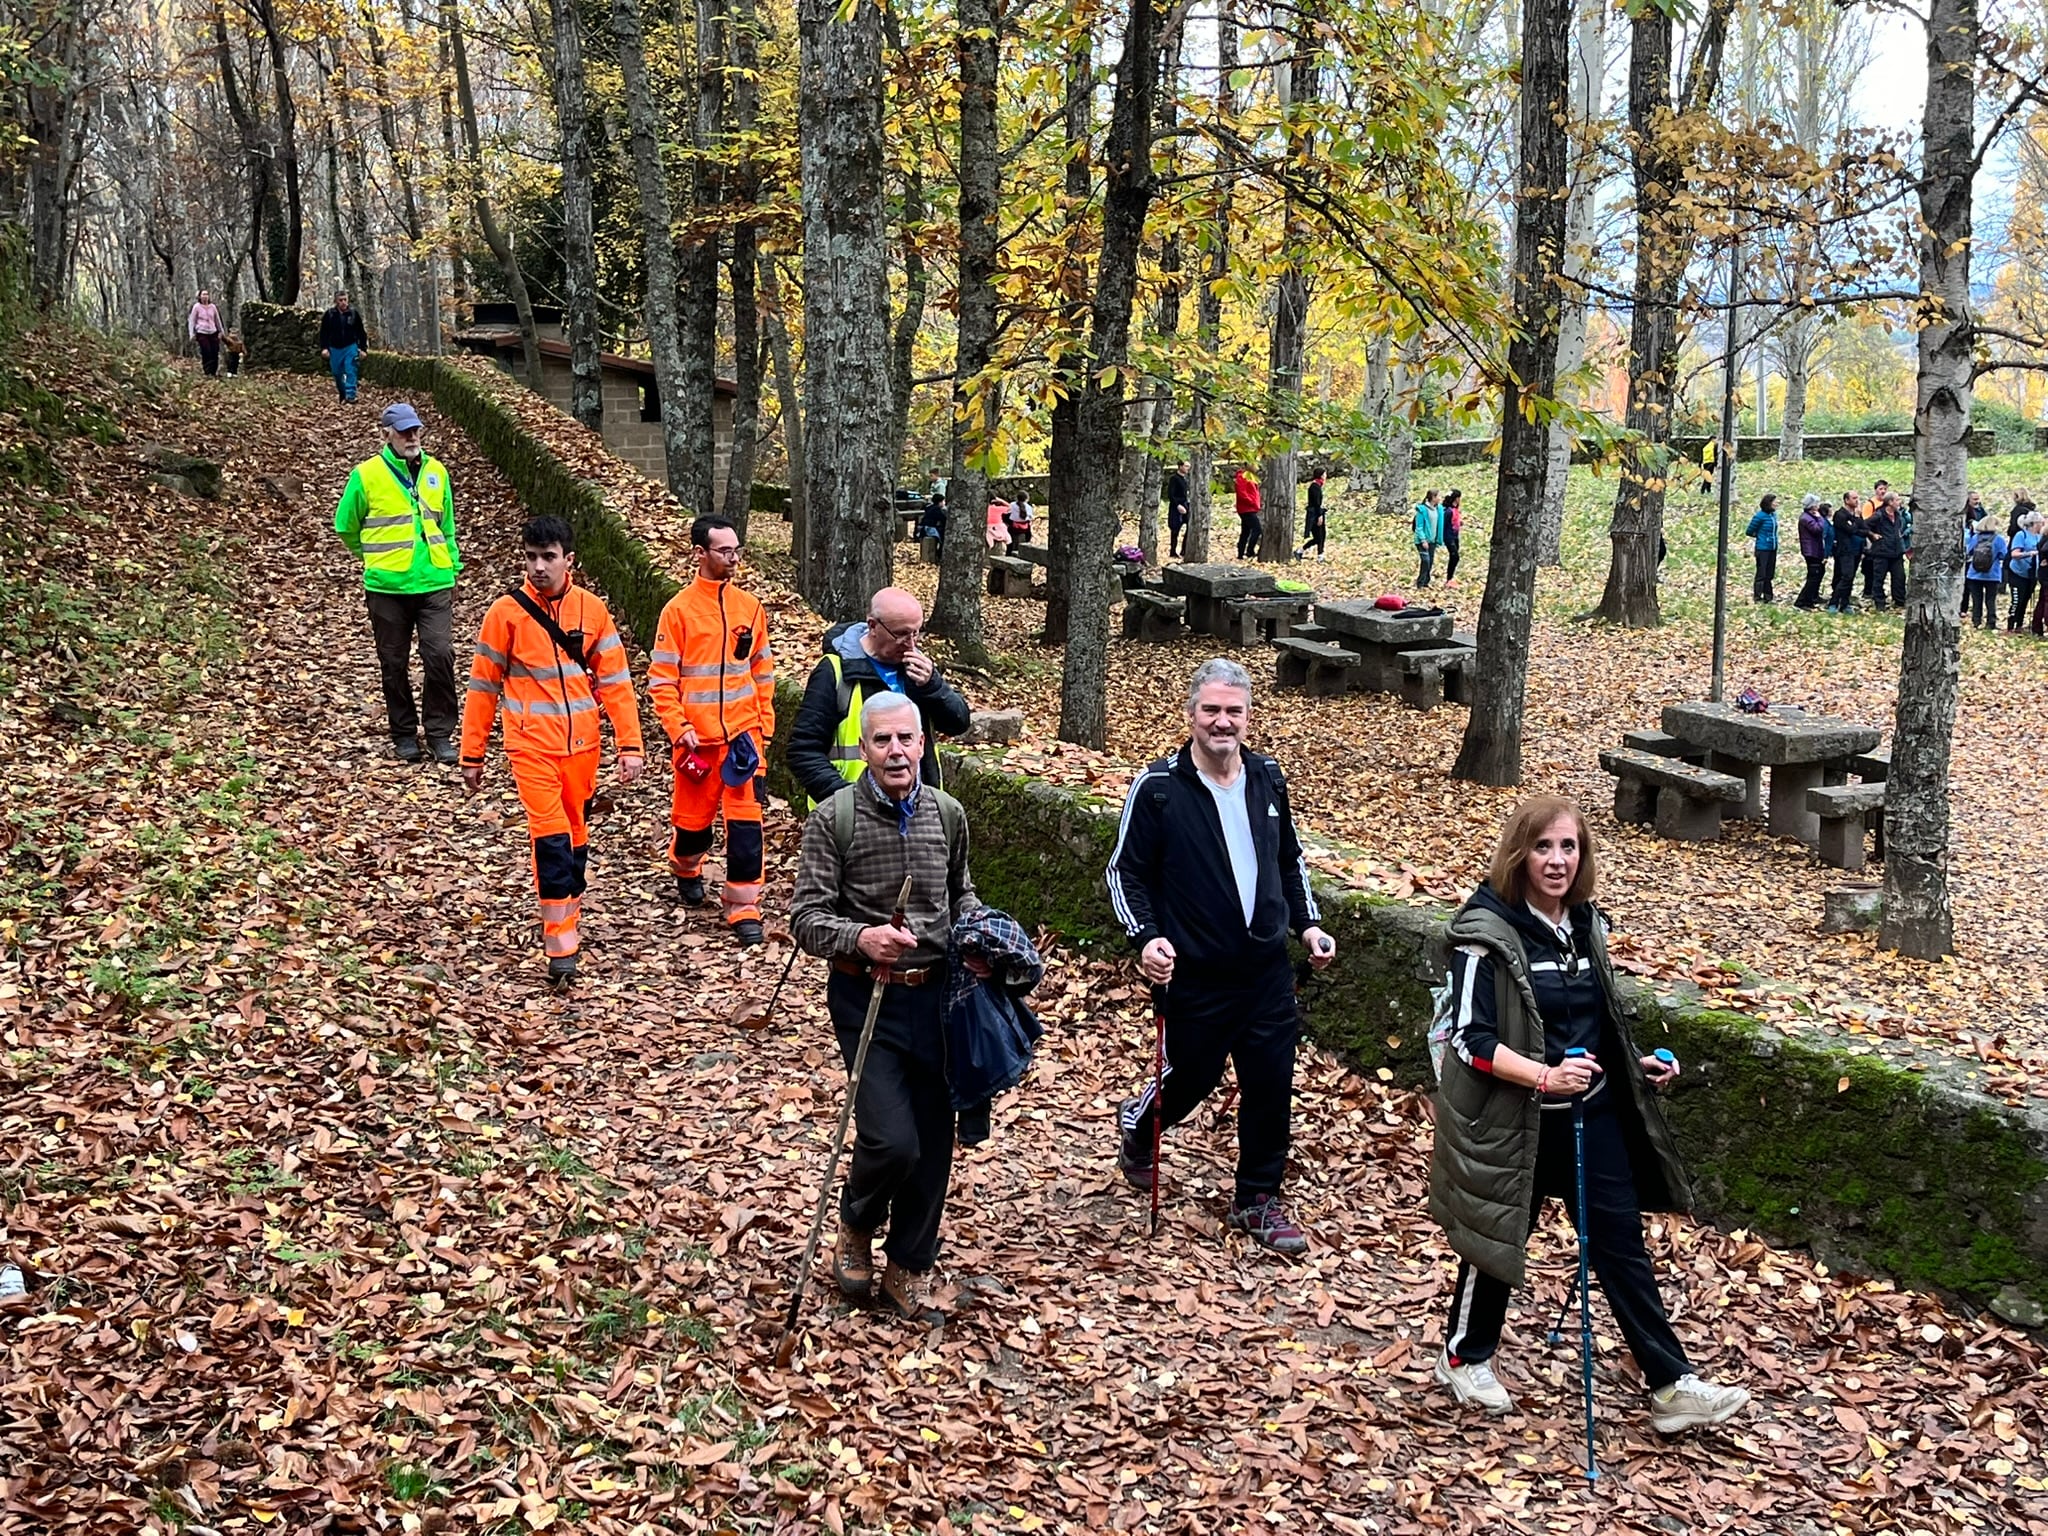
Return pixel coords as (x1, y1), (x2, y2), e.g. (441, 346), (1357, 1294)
(1965, 518), (2009, 629)
(1414, 490), (1444, 588)
(2004, 511), (2040, 631)
(1744, 493), (1779, 603)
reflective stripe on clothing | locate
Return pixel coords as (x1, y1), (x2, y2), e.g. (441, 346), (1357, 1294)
(458, 581), (643, 763)
(646, 576), (776, 749)
(333, 448), (459, 594)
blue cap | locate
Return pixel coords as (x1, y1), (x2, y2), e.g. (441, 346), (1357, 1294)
(380, 402), (424, 432)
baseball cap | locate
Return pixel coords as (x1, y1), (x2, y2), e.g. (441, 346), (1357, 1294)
(380, 402), (424, 432)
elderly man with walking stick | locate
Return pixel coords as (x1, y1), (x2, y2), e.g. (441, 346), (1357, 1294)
(1106, 657), (1337, 1253)
(788, 693), (985, 1327)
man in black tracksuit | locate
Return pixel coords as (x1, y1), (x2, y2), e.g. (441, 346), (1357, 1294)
(1106, 657), (1337, 1253)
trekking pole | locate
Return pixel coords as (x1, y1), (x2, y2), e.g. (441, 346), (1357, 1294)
(1566, 1047), (1599, 1482)
(1546, 1277), (1578, 1346)
(762, 937), (802, 1021)
(774, 874), (914, 1368)
(1149, 984), (1167, 1238)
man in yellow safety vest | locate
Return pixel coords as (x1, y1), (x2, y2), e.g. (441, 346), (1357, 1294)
(334, 402), (461, 764)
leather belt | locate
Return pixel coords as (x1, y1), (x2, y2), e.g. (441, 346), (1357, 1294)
(832, 957), (936, 987)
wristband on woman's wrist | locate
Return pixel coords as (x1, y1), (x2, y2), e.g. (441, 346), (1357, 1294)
(1539, 1066), (1551, 1094)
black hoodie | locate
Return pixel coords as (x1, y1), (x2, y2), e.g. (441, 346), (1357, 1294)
(1443, 883), (1607, 1095)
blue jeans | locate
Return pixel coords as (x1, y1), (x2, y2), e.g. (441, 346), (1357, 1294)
(328, 342), (359, 401)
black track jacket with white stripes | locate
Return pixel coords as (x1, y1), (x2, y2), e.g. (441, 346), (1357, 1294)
(1105, 743), (1320, 981)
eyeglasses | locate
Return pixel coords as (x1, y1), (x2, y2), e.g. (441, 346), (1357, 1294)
(871, 615), (921, 642)
(705, 543), (743, 558)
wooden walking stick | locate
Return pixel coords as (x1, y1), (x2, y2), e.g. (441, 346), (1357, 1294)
(774, 874), (914, 1368)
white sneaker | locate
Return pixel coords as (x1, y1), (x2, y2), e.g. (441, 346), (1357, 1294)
(1649, 1373), (1749, 1434)
(1435, 1349), (1514, 1414)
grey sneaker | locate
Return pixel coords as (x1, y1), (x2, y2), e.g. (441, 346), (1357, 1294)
(1435, 1349), (1514, 1414)
(1649, 1373), (1750, 1434)
(1227, 1193), (1308, 1254)
(0, 1262), (27, 1311)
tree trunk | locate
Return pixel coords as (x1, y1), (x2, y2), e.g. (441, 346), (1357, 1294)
(1180, 0), (1236, 567)
(673, 0), (727, 516)
(1778, 311), (1812, 459)
(1452, 0), (1571, 786)
(881, 2), (929, 487)
(448, 0), (544, 391)
(932, 0), (998, 663)
(719, 0), (762, 533)
(1377, 339), (1420, 518)
(1058, 0), (1165, 749)
(1538, 0), (1608, 565)
(213, 6), (282, 307)
(799, 0), (896, 619)
(759, 250), (808, 553)
(1043, 36), (1093, 646)
(549, 0), (604, 431)
(1881, 0), (1975, 962)
(1260, 14), (1317, 561)
(612, 0), (700, 502)
(256, 0), (304, 305)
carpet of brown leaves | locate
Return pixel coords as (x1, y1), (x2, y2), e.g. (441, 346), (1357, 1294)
(2, 352), (2044, 1536)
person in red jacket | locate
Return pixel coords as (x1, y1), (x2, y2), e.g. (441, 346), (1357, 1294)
(1233, 469), (1263, 560)
(647, 515), (778, 945)
(460, 517), (645, 986)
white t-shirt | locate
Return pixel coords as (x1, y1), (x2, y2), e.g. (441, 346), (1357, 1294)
(1199, 767), (1258, 926)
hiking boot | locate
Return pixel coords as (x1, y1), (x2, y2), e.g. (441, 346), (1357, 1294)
(1114, 1098), (1155, 1190)
(675, 875), (707, 906)
(427, 736), (458, 766)
(733, 918), (764, 948)
(1648, 1373), (1750, 1434)
(877, 1264), (946, 1326)
(547, 953), (578, 987)
(832, 1223), (874, 1297)
(393, 736), (422, 763)
(1227, 1193), (1308, 1254)
(1435, 1349), (1514, 1414)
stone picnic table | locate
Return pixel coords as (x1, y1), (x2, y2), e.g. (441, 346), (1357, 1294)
(1312, 600), (1456, 691)
(1660, 701), (1882, 845)
(1157, 562), (1280, 639)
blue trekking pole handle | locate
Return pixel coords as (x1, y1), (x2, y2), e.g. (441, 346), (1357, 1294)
(1565, 1047), (1599, 1481)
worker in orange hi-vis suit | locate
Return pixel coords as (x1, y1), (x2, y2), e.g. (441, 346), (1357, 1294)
(459, 516), (645, 987)
(647, 514), (776, 948)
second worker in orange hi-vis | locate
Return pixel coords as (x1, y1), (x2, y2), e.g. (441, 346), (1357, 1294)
(460, 516), (645, 986)
(647, 515), (776, 947)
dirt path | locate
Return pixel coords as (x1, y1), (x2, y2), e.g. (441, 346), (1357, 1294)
(3, 361), (2043, 1536)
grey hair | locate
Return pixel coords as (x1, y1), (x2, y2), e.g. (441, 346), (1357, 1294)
(859, 690), (921, 736)
(1186, 656), (1253, 711)
(1802, 493), (1821, 509)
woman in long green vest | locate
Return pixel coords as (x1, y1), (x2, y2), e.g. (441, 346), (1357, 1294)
(1429, 796), (1750, 1436)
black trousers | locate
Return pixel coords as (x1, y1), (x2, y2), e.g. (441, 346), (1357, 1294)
(1299, 514), (1325, 557)
(365, 587), (458, 742)
(1868, 554), (1905, 609)
(1168, 508), (1187, 556)
(1442, 1099), (1691, 1391)
(1828, 550), (1861, 610)
(1967, 579), (2000, 626)
(2007, 573), (2037, 629)
(1236, 515), (1262, 559)
(1443, 530), (1461, 581)
(1752, 547), (1776, 602)
(196, 334), (220, 376)
(829, 969), (953, 1271)
(1123, 962), (1299, 1201)
(1795, 555), (1825, 608)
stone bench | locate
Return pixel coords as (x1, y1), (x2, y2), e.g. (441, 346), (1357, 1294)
(1272, 636), (1361, 696)
(1121, 588), (1186, 641)
(918, 535), (942, 564)
(1807, 782), (1886, 871)
(1622, 727), (1705, 763)
(1008, 542), (1050, 567)
(1289, 621), (1334, 644)
(987, 554), (1039, 598)
(1398, 645), (1470, 712)
(1849, 747), (1890, 782)
(1220, 594), (1313, 646)
(1598, 748), (1746, 841)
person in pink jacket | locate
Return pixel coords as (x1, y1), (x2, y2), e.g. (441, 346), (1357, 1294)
(188, 291), (224, 377)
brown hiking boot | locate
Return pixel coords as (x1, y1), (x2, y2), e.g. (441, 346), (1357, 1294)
(831, 1223), (874, 1297)
(877, 1264), (946, 1327)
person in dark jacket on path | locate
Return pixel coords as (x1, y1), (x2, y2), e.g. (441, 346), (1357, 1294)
(1106, 657), (1337, 1254)
(1744, 493), (1779, 602)
(1865, 493), (1906, 611)
(1166, 461), (1191, 559)
(788, 587), (972, 810)
(1431, 796), (1749, 1434)
(1828, 492), (1868, 614)
(318, 291), (370, 403)
(1295, 472), (1328, 560)
(1794, 494), (1830, 609)
(1441, 488), (1465, 585)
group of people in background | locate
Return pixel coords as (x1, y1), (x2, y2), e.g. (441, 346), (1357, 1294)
(1413, 489), (1464, 588)
(1756, 480), (2048, 633)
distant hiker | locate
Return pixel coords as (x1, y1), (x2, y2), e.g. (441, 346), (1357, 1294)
(1441, 488), (1464, 586)
(1794, 493), (1830, 610)
(188, 290), (223, 377)
(1827, 491), (1867, 614)
(1296, 471), (1327, 561)
(788, 586), (971, 813)
(1004, 497), (1033, 547)
(334, 402), (461, 763)
(1430, 795), (1749, 1435)
(1695, 437), (1716, 496)
(985, 497), (1009, 550)
(1865, 493), (1906, 612)
(318, 290), (369, 403)
(1107, 657), (1337, 1255)
(459, 516), (644, 986)
(221, 330), (245, 377)
(1233, 468), (1262, 559)
(1862, 479), (1894, 600)
(1414, 489), (1444, 588)
(1167, 460), (1192, 559)
(790, 692), (985, 1325)
(1743, 493), (1778, 603)
(2006, 511), (2042, 631)
(647, 516), (777, 947)
(1965, 519), (2009, 629)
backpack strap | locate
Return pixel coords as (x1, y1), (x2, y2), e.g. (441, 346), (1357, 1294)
(831, 783), (856, 860)
(830, 782), (964, 864)
(829, 653), (853, 720)
(507, 588), (588, 673)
